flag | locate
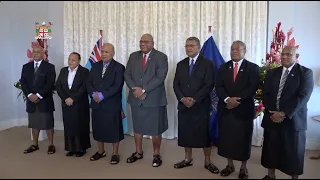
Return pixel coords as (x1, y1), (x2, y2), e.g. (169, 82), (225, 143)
(85, 31), (128, 134)
(200, 36), (225, 146)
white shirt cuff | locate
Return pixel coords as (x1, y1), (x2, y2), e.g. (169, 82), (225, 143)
(27, 93), (32, 98)
(36, 93), (43, 99)
(224, 97), (230, 103)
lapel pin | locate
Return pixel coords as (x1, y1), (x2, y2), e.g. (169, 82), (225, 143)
(240, 69), (243, 72)
(229, 66), (232, 69)
(291, 74), (294, 77)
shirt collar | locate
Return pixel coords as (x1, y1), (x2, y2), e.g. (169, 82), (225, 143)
(232, 59), (244, 65)
(34, 60), (43, 66)
(103, 60), (111, 67)
(283, 63), (295, 72)
(68, 65), (79, 72)
(189, 53), (200, 64)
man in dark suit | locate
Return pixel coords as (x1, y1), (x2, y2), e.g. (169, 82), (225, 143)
(20, 46), (56, 154)
(86, 43), (125, 164)
(124, 34), (168, 167)
(216, 41), (260, 179)
(173, 37), (219, 174)
(261, 46), (314, 179)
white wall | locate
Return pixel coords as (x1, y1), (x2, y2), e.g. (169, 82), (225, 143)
(268, 1), (320, 150)
(1, 1), (320, 149)
(0, 1), (64, 130)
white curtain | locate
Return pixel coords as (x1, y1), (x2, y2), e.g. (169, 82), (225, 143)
(63, 1), (267, 144)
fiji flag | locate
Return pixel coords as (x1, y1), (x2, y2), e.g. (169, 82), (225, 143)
(85, 31), (128, 134)
(200, 36), (225, 146)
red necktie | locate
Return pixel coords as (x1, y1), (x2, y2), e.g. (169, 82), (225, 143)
(142, 55), (147, 69)
(233, 62), (238, 82)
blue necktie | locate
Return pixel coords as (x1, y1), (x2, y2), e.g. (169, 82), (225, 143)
(189, 59), (194, 76)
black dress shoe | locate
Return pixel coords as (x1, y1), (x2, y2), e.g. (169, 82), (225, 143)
(76, 151), (86, 157)
(262, 175), (276, 179)
(66, 152), (75, 156)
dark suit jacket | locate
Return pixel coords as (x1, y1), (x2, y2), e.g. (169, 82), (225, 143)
(20, 60), (56, 113)
(173, 55), (215, 111)
(124, 49), (168, 107)
(216, 59), (260, 121)
(261, 63), (314, 131)
(55, 65), (89, 107)
(86, 60), (125, 112)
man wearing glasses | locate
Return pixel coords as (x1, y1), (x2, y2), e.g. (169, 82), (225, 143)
(173, 37), (219, 174)
(124, 34), (169, 167)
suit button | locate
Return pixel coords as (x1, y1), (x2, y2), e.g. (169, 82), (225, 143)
(100, 85), (102, 87)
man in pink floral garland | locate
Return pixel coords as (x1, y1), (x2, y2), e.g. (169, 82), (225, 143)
(20, 45), (56, 155)
(261, 46), (314, 179)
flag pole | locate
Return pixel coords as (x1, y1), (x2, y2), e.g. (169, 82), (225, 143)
(99, 30), (103, 37)
(99, 30), (103, 44)
(208, 26), (212, 38)
(208, 26), (212, 33)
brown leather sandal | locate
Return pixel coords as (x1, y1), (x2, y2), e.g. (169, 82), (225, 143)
(111, 155), (120, 165)
(47, 145), (56, 154)
(90, 151), (106, 161)
(126, 152), (143, 163)
(204, 163), (220, 174)
(174, 159), (193, 169)
(220, 165), (235, 176)
(24, 145), (39, 154)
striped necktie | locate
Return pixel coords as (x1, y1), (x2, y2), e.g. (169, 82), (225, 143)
(34, 62), (39, 73)
(102, 64), (107, 78)
(276, 69), (289, 110)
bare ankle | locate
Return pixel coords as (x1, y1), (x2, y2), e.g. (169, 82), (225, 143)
(228, 159), (234, 167)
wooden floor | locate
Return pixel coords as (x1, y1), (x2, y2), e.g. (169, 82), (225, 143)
(1, 126), (320, 179)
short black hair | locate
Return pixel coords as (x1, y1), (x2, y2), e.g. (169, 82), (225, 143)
(70, 52), (81, 60)
(232, 40), (246, 51)
(186, 37), (201, 46)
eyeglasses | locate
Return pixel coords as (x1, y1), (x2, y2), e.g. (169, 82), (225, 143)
(185, 45), (198, 48)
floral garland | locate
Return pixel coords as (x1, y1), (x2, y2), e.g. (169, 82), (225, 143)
(255, 22), (299, 118)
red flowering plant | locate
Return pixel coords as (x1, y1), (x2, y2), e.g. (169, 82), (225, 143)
(255, 22), (299, 118)
(14, 39), (49, 101)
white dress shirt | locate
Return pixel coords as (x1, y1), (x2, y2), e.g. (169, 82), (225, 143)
(143, 50), (152, 63)
(27, 60), (44, 99)
(280, 63), (295, 81)
(67, 66), (79, 89)
(224, 59), (244, 103)
(189, 53), (200, 65)
(179, 53), (200, 102)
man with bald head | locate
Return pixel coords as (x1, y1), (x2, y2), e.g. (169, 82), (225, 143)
(20, 45), (56, 154)
(86, 43), (125, 164)
(261, 46), (314, 179)
(124, 34), (169, 167)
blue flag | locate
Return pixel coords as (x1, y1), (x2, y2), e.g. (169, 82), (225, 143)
(85, 34), (128, 134)
(200, 36), (225, 146)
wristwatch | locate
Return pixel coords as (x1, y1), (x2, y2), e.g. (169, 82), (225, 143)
(142, 89), (146, 93)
